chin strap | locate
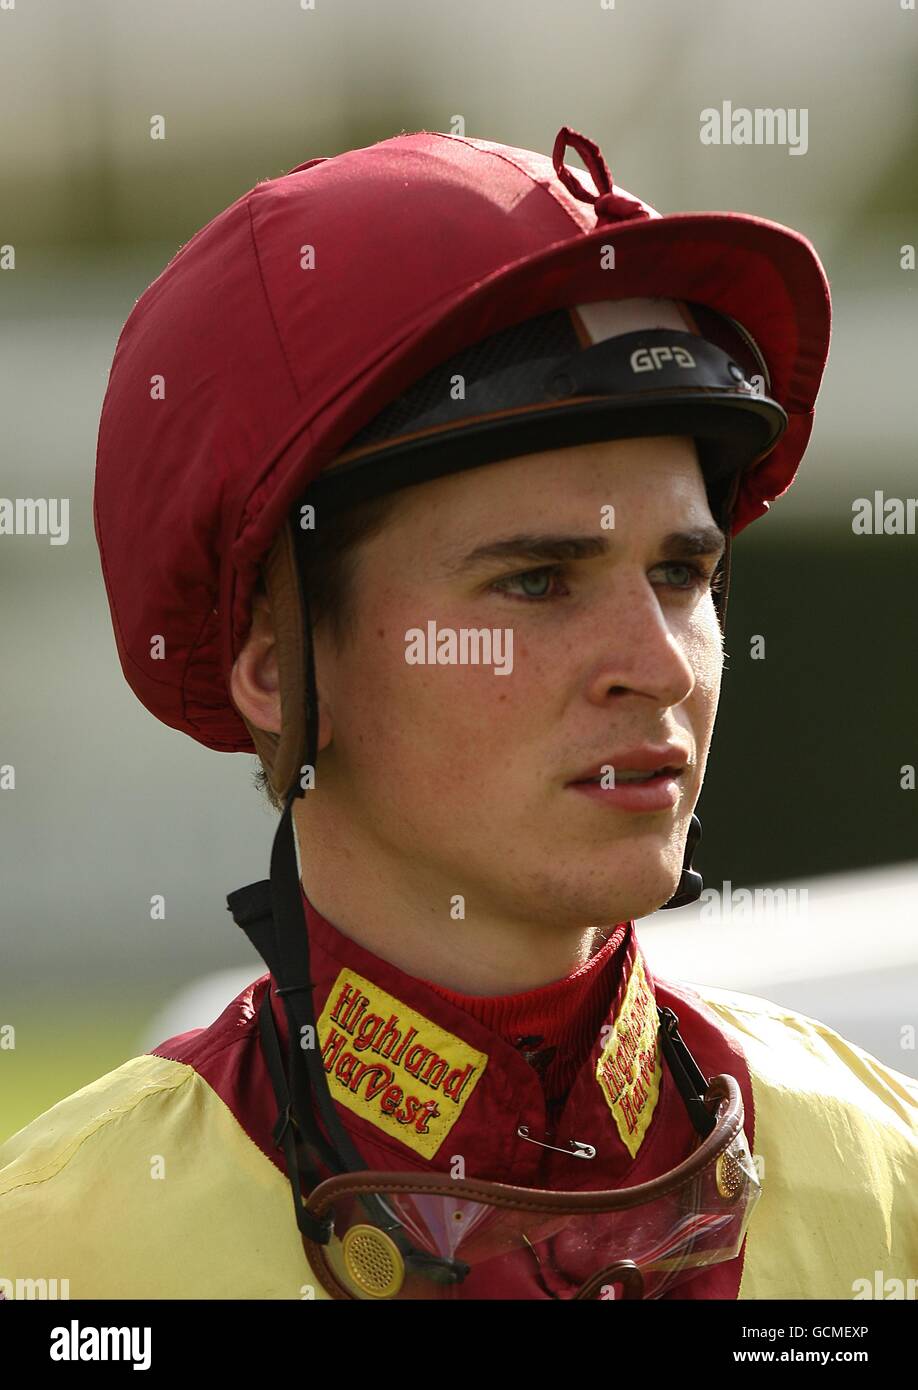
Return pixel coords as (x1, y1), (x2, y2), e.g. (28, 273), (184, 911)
(660, 479), (737, 913)
(227, 543), (371, 1245)
(659, 812), (703, 911)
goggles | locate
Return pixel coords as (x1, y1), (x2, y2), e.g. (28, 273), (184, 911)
(300, 1071), (758, 1300)
(252, 954), (759, 1300)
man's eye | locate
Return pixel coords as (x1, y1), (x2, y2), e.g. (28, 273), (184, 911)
(489, 565), (567, 601)
(653, 561), (719, 592)
(489, 561), (721, 602)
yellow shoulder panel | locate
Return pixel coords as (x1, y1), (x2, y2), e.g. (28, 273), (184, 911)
(691, 983), (918, 1300)
(0, 1054), (329, 1300)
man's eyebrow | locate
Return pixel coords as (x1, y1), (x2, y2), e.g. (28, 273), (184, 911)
(444, 526), (727, 574)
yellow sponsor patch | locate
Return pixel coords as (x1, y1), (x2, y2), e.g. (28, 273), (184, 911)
(595, 951), (662, 1159)
(316, 969), (488, 1160)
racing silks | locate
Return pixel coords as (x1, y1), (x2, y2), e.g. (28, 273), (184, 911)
(1, 887), (916, 1299)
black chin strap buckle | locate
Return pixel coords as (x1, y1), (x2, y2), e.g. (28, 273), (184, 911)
(660, 814), (703, 910)
(657, 1005), (716, 1139)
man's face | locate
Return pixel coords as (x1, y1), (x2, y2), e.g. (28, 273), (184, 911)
(307, 436), (726, 929)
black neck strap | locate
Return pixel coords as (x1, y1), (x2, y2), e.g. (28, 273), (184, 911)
(225, 801), (370, 1203)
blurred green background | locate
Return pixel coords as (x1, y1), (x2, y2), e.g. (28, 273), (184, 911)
(2, 0), (916, 1142)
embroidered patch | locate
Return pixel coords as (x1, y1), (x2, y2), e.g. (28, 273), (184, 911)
(595, 951), (662, 1159)
(316, 968), (488, 1159)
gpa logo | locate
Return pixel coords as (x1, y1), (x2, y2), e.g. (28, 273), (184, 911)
(630, 345), (696, 373)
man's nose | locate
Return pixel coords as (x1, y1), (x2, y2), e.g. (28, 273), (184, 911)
(580, 576), (696, 710)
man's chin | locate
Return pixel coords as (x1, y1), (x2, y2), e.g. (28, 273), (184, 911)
(580, 861), (684, 924)
(527, 875), (682, 929)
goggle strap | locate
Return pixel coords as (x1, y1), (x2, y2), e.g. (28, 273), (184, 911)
(227, 875), (345, 1182)
(256, 987), (335, 1245)
(657, 1006), (717, 1138)
(257, 986), (338, 1176)
(267, 797), (371, 1177)
(257, 986), (468, 1281)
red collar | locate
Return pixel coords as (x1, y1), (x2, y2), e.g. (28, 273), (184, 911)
(257, 885), (680, 1184)
(419, 925), (628, 1104)
(154, 881), (757, 1186)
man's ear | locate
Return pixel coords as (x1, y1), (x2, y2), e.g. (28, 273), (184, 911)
(229, 590), (282, 734)
(230, 590), (334, 752)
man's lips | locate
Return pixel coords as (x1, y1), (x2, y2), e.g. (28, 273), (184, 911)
(567, 744), (691, 784)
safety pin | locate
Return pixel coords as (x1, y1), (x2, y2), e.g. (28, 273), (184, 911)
(517, 1126), (596, 1159)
